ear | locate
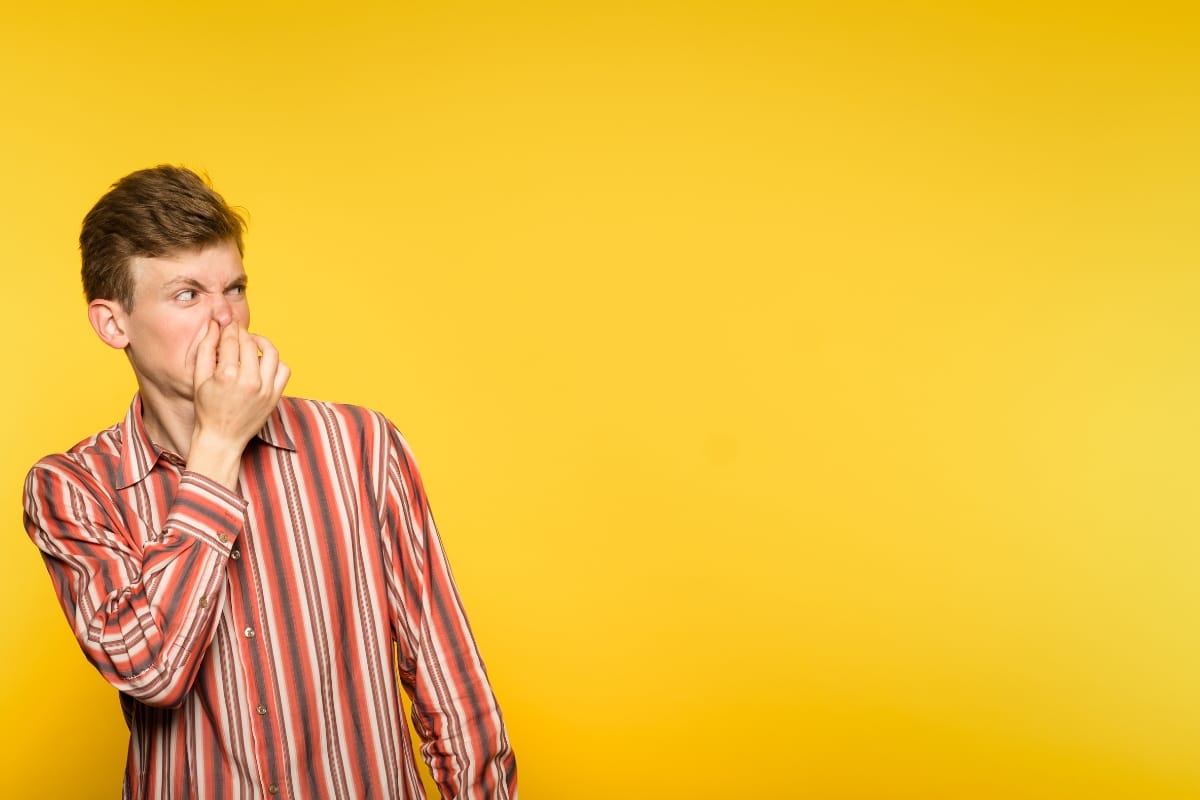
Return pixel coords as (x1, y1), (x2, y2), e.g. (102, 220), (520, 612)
(88, 299), (130, 350)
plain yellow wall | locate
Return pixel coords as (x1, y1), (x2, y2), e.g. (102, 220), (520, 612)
(4, 2), (1200, 798)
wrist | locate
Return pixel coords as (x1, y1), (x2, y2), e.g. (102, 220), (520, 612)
(186, 431), (245, 492)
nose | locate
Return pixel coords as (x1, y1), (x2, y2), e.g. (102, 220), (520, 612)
(211, 294), (234, 327)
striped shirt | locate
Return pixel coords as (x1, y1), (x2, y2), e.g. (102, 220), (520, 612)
(23, 395), (517, 799)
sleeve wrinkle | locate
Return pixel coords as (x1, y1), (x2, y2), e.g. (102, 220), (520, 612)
(381, 421), (517, 798)
(24, 462), (243, 708)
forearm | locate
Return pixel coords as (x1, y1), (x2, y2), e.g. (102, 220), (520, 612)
(186, 430), (248, 492)
(411, 619), (518, 800)
(402, 510), (517, 797)
(27, 466), (246, 707)
(384, 426), (517, 798)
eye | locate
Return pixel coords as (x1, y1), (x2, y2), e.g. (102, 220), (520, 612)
(227, 285), (246, 296)
(176, 289), (197, 302)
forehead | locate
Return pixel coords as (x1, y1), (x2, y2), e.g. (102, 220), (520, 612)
(130, 240), (246, 294)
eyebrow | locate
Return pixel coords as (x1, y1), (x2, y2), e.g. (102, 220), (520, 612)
(162, 275), (249, 292)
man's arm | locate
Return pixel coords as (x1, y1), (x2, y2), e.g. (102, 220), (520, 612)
(382, 424), (518, 800)
(23, 460), (246, 707)
(187, 322), (290, 490)
(23, 322), (289, 707)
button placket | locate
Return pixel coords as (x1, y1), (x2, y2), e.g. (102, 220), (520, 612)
(229, 520), (283, 799)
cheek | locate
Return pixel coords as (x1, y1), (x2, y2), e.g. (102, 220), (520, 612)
(138, 318), (195, 354)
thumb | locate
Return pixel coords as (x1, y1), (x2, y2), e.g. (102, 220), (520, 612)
(192, 321), (218, 388)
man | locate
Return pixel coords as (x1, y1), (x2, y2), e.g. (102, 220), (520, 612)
(22, 166), (517, 799)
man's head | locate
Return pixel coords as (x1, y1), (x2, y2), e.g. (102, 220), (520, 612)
(80, 165), (246, 311)
(83, 167), (253, 410)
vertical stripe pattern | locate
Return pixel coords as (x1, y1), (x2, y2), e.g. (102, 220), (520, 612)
(23, 396), (517, 799)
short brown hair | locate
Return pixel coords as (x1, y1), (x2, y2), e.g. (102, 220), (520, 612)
(80, 165), (246, 309)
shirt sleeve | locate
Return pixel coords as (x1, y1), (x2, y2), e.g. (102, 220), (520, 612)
(380, 425), (518, 800)
(23, 457), (246, 708)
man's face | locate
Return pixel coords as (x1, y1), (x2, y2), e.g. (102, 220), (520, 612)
(119, 240), (250, 403)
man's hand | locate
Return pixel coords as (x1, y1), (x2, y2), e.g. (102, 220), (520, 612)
(186, 321), (290, 491)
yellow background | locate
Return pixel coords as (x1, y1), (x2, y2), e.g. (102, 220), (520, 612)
(2, 2), (1199, 798)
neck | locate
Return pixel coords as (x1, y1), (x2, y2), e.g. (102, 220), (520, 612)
(138, 389), (197, 459)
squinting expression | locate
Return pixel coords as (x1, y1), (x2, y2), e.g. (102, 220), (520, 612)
(119, 240), (251, 404)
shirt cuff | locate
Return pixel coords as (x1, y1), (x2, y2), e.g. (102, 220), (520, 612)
(164, 471), (248, 552)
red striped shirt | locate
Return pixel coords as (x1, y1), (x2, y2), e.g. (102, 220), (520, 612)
(23, 395), (517, 799)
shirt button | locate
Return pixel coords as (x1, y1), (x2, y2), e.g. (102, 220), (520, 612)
(244, 627), (256, 639)
(218, 533), (230, 544)
(199, 597), (208, 609)
(267, 784), (279, 795)
(256, 704), (268, 716)
(230, 549), (241, 560)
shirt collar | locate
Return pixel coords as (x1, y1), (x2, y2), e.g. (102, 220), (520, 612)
(116, 394), (296, 490)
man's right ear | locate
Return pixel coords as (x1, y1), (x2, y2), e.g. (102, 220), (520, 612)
(88, 299), (130, 350)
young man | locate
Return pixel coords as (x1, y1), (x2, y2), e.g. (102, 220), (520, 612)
(23, 166), (517, 799)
